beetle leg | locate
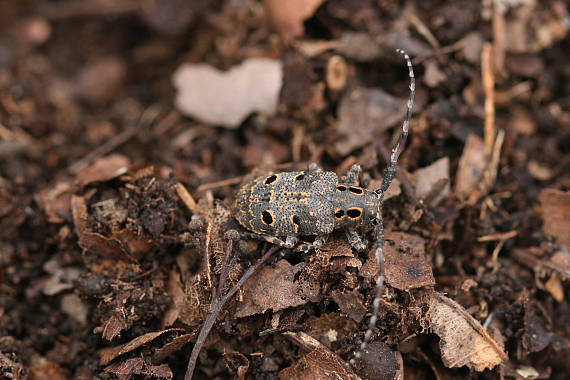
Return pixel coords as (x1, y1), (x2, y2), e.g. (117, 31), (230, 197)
(241, 232), (296, 248)
(345, 228), (366, 251)
(342, 164), (362, 186)
(295, 234), (328, 253)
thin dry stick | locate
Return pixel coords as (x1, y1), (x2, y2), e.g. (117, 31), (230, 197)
(482, 43), (495, 156)
(184, 245), (280, 380)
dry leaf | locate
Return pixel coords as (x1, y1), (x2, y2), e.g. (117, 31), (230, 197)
(263, 0), (324, 38)
(350, 342), (401, 380)
(454, 134), (486, 200)
(234, 259), (306, 318)
(537, 188), (570, 248)
(331, 290), (367, 323)
(384, 231), (435, 290)
(428, 293), (507, 371)
(412, 156), (450, 207)
(278, 346), (357, 380)
(104, 357), (144, 380)
(98, 329), (182, 366)
(76, 154), (130, 187)
(335, 88), (408, 156)
(173, 58), (282, 128)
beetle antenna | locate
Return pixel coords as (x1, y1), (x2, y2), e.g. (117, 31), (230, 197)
(376, 49), (415, 199)
(351, 49), (414, 367)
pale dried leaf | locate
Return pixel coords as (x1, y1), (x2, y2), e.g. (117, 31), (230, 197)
(173, 58), (282, 128)
(412, 156), (450, 207)
(454, 134), (486, 199)
(76, 154), (130, 187)
(98, 329), (182, 365)
(428, 293), (506, 371)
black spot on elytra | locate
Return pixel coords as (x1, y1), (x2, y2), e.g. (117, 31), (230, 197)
(335, 210), (345, 218)
(337, 185), (347, 191)
(262, 211), (273, 224)
(347, 208), (361, 218)
(292, 215), (300, 225)
(295, 173), (305, 181)
(349, 187), (363, 194)
(264, 175), (277, 184)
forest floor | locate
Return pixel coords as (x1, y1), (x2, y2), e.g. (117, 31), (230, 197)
(0, 1), (569, 379)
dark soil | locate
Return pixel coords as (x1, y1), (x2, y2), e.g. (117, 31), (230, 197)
(0, 1), (568, 380)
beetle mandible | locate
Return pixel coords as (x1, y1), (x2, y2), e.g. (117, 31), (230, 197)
(234, 49), (415, 364)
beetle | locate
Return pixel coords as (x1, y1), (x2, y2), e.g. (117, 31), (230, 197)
(234, 49), (415, 364)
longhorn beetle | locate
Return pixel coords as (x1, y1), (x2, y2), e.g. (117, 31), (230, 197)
(234, 49), (415, 366)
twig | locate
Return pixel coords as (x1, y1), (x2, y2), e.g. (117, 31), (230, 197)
(482, 43), (495, 156)
(184, 245), (280, 380)
(477, 230), (517, 242)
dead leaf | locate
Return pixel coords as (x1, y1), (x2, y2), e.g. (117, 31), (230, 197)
(335, 87), (407, 156)
(331, 290), (367, 323)
(78, 231), (138, 262)
(412, 156), (450, 207)
(537, 188), (570, 248)
(278, 346), (357, 380)
(384, 231), (435, 290)
(173, 58), (282, 128)
(145, 364), (173, 379)
(98, 329), (182, 365)
(428, 293), (507, 371)
(104, 358), (144, 380)
(102, 313), (129, 341)
(152, 333), (194, 363)
(263, 0), (324, 38)
(350, 342), (400, 380)
(454, 134), (486, 200)
(234, 259), (306, 318)
(76, 154), (130, 187)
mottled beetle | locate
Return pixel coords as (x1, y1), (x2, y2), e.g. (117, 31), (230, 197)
(234, 50), (415, 364)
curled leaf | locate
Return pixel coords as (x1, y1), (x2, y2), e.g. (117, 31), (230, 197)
(428, 293), (507, 371)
